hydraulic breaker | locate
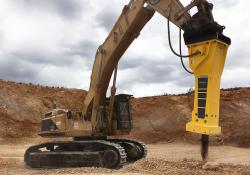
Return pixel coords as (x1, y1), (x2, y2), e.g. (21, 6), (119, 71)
(186, 39), (229, 135)
(185, 38), (230, 160)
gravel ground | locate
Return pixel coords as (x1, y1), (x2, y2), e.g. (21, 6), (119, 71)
(0, 157), (249, 175)
(0, 141), (249, 175)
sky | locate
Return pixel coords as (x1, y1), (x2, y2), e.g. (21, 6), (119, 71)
(0, 0), (249, 97)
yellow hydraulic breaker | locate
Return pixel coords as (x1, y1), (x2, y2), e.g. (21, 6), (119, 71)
(167, 0), (232, 161)
(185, 38), (230, 160)
(186, 39), (229, 135)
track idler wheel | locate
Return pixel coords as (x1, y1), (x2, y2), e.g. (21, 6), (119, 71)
(108, 139), (147, 162)
(122, 143), (142, 161)
(103, 150), (119, 168)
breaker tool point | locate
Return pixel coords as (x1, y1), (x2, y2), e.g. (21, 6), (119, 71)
(201, 134), (209, 161)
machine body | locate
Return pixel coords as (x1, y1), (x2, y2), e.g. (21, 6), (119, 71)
(24, 0), (231, 168)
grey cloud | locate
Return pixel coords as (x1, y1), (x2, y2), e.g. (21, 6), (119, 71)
(95, 9), (118, 32)
(68, 40), (98, 66)
(138, 61), (177, 84)
(118, 59), (143, 70)
(0, 56), (40, 83)
(0, 51), (88, 87)
(69, 40), (98, 59)
(10, 51), (74, 67)
(117, 58), (194, 93)
(47, 0), (86, 19)
(117, 55), (192, 89)
(0, 45), (90, 85)
(173, 73), (193, 87)
(0, 30), (3, 47)
(14, 0), (87, 19)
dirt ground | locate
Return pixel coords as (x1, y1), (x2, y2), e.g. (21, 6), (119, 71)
(0, 81), (250, 174)
(0, 139), (250, 175)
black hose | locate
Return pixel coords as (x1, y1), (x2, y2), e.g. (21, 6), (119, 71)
(168, 18), (196, 58)
(167, 17), (199, 74)
(179, 28), (194, 74)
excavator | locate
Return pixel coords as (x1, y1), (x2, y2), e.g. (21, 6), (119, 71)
(24, 0), (231, 169)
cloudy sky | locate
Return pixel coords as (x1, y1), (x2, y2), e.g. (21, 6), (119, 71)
(0, 0), (249, 97)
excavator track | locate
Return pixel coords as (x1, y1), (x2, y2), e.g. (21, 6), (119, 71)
(24, 140), (126, 169)
(108, 139), (147, 162)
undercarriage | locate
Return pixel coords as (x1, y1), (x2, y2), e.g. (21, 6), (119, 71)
(24, 138), (147, 169)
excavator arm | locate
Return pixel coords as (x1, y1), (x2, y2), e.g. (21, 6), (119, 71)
(83, 0), (193, 134)
(83, 0), (231, 137)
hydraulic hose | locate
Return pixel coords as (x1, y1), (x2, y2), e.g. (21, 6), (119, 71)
(167, 17), (200, 74)
(179, 28), (194, 74)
